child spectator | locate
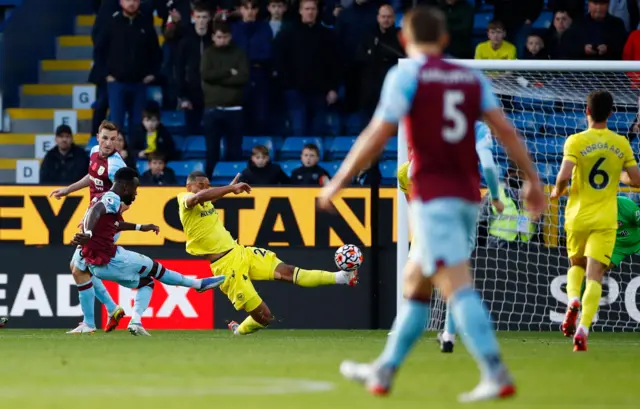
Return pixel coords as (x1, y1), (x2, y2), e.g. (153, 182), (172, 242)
(239, 145), (290, 185)
(291, 143), (330, 185)
(132, 104), (177, 161)
(522, 32), (549, 59)
(140, 152), (178, 186)
(267, 0), (288, 38)
(474, 20), (517, 60)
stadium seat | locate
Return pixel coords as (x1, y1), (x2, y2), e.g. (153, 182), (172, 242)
(512, 96), (554, 113)
(147, 86), (163, 105)
(330, 136), (357, 160)
(242, 136), (277, 157)
(170, 160), (205, 178)
(526, 138), (563, 160)
(511, 112), (544, 136)
(546, 113), (587, 136)
(536, 162), (560, 184)
(212, 161), (245, 184)
(383, 136), (398, 160)
(161, 111), (186, 132)
(533, 11), (553, 29)
(380, 161), (398, 186)
(181, 135), (206, 159)
(610, 112), (635, 133)
(320, 161), (340, 177)
(279, 160), (302, 176)
(136, 160), (149, 175)
(473, 13), (492, 34)
(280, 137), (324, 160)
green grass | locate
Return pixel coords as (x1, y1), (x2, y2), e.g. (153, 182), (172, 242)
(0, 330), (638, 409)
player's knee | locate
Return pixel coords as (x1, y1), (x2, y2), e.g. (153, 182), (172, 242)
(570, 256), (586, 268)
(249, 302), (274, 326)
(402, 262), (432, 302)
(71, 266), (90, 284)
(137, 277), (154, 289)
(273, 263), (294, 282)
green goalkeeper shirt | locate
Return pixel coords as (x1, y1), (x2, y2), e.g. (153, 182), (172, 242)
(616, 196), (640, 248)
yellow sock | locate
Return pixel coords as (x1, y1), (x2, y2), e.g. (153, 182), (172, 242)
(579, 280), (602, 330)
(566, 266), (586, 300)
(237, 316), (266, 335)
(293, 267), (336, 287)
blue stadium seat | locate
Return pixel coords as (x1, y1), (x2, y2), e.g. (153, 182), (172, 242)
(536, 162), (560, 184)
(280, 160), (302, 176)
(533, 11), (553, 29)
(610, 112), (635, 133)
(170, 160), (205, 178)
(330, 136), (357, 160)
(161, 111), (186, 131)
(147, 86), (163, 105)
(511, 112), (543, 136)
(136, 160), (149, 175)
(85, 136), (98, 152)
(474, 13), (492, 33)
(181, 135), (207, 159)
(380, 161), (398, 186)
(319, 161), (340, 177)
(242, 136), (277, 157)
(212, 161), (245, 184)
(280, 137), (324, 160)
(512, 96), (554, 113)
(546, 113), (587, 136)
(526, 138), (564, 160)
(383, 136), (398, 160)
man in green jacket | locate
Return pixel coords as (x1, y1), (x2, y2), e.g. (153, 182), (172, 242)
(200, 21), (250, 177)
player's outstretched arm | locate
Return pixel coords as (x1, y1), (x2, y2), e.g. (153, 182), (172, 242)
(117, 222), (160, 234)
(621, 167), (640, 187)
(50, 174), (91, 199)
(185, 183), (251, 208)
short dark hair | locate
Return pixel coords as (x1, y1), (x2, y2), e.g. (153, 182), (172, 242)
(240, 0), (258, 7)
(148, 152), (166, 162)
(268, 0), (285, 5)
(114, 167), (139, 183)
(487, 19), (505, 31)
(55, 124), (73, 136)
(212, 21), (230, 34)
(187, 170), (208, 183)
(143, 106), (160, 120)
(191, 1), (210, 13)
(302, 143), (320, 156)
(403, 6), (447, 44)
(252, 145), (269, 156)
(587, 90), (614, 122)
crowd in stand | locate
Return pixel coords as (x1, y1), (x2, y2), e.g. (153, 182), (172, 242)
(38, 0), (640, 188)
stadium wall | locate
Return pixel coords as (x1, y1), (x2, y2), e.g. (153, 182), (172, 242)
(2, 186), (639, 331)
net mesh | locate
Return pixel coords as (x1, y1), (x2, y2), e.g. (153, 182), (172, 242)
(425, 69), (640, 332)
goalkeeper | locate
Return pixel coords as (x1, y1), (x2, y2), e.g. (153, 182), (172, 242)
(396, 120), (504, 353)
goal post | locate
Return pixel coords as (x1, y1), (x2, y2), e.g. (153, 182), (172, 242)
(396, 58), (640, 332)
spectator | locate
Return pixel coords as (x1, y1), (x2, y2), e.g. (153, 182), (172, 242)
(131, 104), (178, 161)
(487, 0), (544, 46)
(567, 0), (628, 60)
(232, 0), (273, 135)
(267, 0), (289, 38)
(114, 131), (137, 169)
(545, 9), (573, 59)
(355, 4), (403, 120)
(39, 125), (89, 185)
(239, 145), (290, 185)
(274, 0), (341, 136)
(439, 0), (474, 59)
(140, 152), (178, 185)
(291, 143), (330, 185)
(623, 25), (640, 87)
(474, 20), (517, 60)
(608, 0), (640, 32)
(201, 21), (249, 178)
(548, 0), (585, 19)
(176, 3), (213, 134)
(522, 32), (549, 59)
(93, 0), (161, 135)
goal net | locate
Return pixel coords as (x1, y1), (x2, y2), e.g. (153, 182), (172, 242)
(396, 59), (640, 333)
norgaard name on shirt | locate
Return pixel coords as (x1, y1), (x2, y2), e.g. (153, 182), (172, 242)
(579, 142), (624, 159)
(200, 207), (216, 218)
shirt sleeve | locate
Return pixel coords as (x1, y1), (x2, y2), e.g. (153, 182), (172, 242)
(107, 153), (127, 183)
(372, 61), (420, 124)
(178, 192), (196, 210)
(621, 138), (637, 168)
(90, 145), (99, 156)
(475, 121), (493, 151)
(100, 191), (121, 214)
(563, 136), (578, 163)
(472, 70), (500, 113)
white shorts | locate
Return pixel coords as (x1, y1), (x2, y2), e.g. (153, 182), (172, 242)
(409, 198), (480, 276)
(88, 246), (154, 289)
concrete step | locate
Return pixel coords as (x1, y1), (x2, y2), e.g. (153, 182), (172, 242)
(0, 133), (90, 145)
(20, 84), (96, 109)
(6, 108), (92, 134)
(0, 133), (91, 159)
(56, 35), (165, 60)
(39, 60), (91, 84)
(74, 14), (163, 36)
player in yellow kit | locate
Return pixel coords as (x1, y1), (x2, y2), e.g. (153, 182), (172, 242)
(551, 90), (640, 351)
(177, 171), (359, 336)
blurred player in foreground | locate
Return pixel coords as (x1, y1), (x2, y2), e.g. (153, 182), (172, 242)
(177, 172), (359, 336)
(72, 167), (225, 336)
(319, 6), (544, 402)
(396, 122), (504, 353)
(551, 91), (640, 351)
(50, 121), (125, 334)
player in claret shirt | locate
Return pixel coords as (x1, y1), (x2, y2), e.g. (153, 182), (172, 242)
(319, 5), (544, 402)
(71, 167), (225, 336)
(50, 121), (126, 334)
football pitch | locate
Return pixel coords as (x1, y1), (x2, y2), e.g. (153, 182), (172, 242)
(0, 330), (637, 409)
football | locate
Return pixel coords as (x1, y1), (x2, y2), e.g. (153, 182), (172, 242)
(334, 244), (363, 272)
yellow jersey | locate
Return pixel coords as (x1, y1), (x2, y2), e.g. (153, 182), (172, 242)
(563, 128), (637, 230)
(397, 161), (411, 194)
(474, 40), (517, 60)
(177, 192), (236, 256)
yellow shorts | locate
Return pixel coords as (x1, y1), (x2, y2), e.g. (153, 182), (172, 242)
(566, 228), (616, 266)
(209, 244), (282, 312)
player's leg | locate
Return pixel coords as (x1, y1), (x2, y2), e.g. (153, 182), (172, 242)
(229, 300), (275, 335)
(561, 230), (587, 337)
(128, 277), (155, 337)
(575, 229), (616, 351)
(68, 258), (98, 334)
(144, 257), (224, 291)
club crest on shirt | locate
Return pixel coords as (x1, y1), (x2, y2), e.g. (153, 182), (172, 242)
(98, 166), (105, 176)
